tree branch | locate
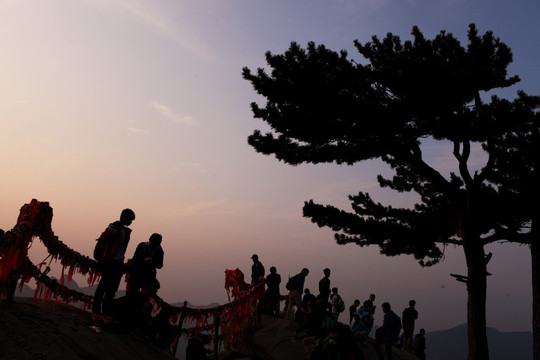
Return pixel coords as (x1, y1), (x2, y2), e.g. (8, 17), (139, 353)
(453, 140), (474, 186)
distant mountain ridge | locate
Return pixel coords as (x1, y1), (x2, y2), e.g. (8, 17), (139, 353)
(427, 323), (532, 360)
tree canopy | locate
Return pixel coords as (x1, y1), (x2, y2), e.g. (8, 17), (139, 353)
(242, 24), (536, 261)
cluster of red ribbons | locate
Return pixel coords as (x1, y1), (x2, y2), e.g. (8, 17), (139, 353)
(0, 199), (269, 350)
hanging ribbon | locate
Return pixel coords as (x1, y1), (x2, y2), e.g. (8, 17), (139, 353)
(0, 199), (274, 351)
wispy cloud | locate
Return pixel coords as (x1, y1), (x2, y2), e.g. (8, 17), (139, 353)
(151, 100), (195, 125)
(128, 127), (147, 133)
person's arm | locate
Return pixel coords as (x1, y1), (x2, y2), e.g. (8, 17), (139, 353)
(153, 247), (164, 269)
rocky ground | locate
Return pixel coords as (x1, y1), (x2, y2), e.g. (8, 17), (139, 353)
(0, 297), (174, 360)
(0, 298), (419, 360)
(230, 313), (419, 360)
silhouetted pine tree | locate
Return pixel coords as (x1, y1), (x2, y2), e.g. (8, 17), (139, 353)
(243, 24), (539, 360)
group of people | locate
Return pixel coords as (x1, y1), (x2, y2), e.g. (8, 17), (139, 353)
(250, 256), (427, 360)
(3, 207), (429, 360)
(91, 209), (164, 317)
(92, 209), (216, 359)
(90, 209), (185, 355)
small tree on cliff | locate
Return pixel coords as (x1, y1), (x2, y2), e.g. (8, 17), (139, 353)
(243, 24), (536, 360)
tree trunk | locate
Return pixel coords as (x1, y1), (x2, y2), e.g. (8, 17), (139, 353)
(463, 231), (490, 360)
(532, 217), (540, 360)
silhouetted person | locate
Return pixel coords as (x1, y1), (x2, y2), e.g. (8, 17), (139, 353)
(318, 268), (331, 305)
(349, 299), (361, 324)
(401, 300), (418, 351)
(362, 293), (376, 315)
(374, 302), (401, 360)
(250, 254), (265, 284)
(127, 233), (164, 297)
(286, 268), (309, 320)
(265, 266), (281, 316)
(109, 278), (160, 338)
(411, 328), (426, 360)
(302, 288), (316, 306)
(310, 322), (365, 360)
(93, 208), (136, 315)
(186, 333), (210, 360)
(330, 287), (343, 321)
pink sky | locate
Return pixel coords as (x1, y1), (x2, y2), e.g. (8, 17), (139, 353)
(1, 0), (538, 333)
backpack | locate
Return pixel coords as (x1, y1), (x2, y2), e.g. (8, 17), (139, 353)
(391, 312), (402, 336)
(286, 275), (298, 291)
(337, 296), (345, 313)
(93, 237), (105, 262)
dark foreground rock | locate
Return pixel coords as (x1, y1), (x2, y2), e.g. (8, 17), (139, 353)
(0, 297), (174, 360)
(233, 313), (419, 360)
(0, 298), (419, 360)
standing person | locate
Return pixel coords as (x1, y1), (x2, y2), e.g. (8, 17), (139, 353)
(127, 233), (164, 297)
(250, 254), (265, 285)
(286, 268), (309, 321)
(330, 287), (344, 321)
(92, 208), (136, 315)
(318, 268), (331, 305)
(265, 266), (281, 317)
(411, 328), (426, 360)
(374, 302), (401, 360)
(401, 300), (418, 352)
(362, 293), (376, 315)
(349, 299), (361, 325)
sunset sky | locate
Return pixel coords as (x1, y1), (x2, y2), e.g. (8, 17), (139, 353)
(1, 0), (538, 335)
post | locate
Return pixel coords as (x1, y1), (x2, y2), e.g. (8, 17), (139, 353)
(214, 313), (220, 360)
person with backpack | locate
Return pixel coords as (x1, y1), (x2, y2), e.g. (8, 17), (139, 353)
(92, 208), (136, 315)
(374, 302), (401, 360)
(285, 267), (309, 321)
(330, 287), (345, 321)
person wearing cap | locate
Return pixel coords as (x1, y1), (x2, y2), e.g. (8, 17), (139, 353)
(251, 254), (265, 284)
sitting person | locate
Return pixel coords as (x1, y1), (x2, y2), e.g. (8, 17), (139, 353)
(310, 322), (364, 360)
(411, 328), (426, 360)
(294, 295), (324, 339)
(108, 278), (160, 337)
(186, 333), (210, 360)
(351, 310), (371, 345)
(302, 288), (317, 307)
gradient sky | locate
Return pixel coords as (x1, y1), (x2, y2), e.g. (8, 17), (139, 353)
(1, 0), (538, 334)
